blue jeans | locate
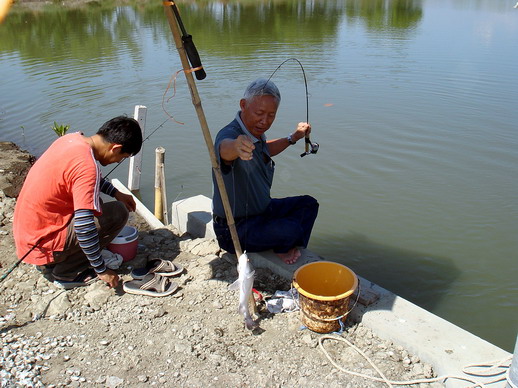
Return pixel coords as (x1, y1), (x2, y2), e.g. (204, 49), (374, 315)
(213, 195), (319, 254)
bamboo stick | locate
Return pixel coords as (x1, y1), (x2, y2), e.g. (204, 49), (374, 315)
(162, 3), (242, 257)
(160, 162), (169, 225)
(162, 2), (257, 316)
(154, 147), (166, 222)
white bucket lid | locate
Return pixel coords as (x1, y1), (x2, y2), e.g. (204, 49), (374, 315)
(110, 226), (138, 244)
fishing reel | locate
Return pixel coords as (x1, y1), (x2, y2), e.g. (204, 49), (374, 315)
(300, 137), (319, 157)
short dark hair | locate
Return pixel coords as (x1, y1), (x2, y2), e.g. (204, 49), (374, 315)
(97, 116), (142, 155)
(243, 78), (281, 105)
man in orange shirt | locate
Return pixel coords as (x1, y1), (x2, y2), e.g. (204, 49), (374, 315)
(13, 116), (142, 289)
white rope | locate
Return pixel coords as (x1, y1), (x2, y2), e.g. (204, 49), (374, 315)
(318, 334), (512, 387)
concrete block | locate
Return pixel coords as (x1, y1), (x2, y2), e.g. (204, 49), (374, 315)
(171, 195), (215, 239)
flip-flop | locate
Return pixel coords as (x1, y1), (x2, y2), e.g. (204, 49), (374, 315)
(53, 268), (98, 290)
(130, 259), (184, 280)
(123, 273), (179, 297)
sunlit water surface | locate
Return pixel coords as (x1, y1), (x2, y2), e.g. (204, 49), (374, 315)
(1, 0), (517, 351)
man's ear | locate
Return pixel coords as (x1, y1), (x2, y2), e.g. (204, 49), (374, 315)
(110, 143), (123, 154)
(239, 98), (247, 111)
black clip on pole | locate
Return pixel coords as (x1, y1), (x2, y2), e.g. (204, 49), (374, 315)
(170, 2), (206, 81)
(300, 137), (319, 157)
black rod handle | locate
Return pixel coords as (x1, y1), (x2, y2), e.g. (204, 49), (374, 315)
(182, 34), (206, 80)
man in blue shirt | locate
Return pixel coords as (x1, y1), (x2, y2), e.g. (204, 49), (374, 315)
(212, 78), (319, 264)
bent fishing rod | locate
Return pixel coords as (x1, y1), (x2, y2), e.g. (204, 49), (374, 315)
(266, 58), (319, 157)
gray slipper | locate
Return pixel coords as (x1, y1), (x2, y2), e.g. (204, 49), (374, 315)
(53, 268), (98, 290)
(123, 273), (179, 297)
(130, 259), (184, 280)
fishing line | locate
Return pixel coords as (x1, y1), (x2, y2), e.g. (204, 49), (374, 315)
(105, 66), (190, 180)
(237, 59), (315, 260)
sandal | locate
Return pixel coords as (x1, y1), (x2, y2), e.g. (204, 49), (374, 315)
(53, 268), (98, 290)
(123, 273), (179, 297)
(130, 259), (184, 280)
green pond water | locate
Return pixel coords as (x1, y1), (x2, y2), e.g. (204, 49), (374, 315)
(0, 0), (517, 351)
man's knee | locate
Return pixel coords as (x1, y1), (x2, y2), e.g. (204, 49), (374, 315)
(301, 195), (319, 213)
(102, 201), (129, 228)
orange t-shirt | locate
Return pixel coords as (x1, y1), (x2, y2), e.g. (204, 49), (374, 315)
(13, 132), (102, 265)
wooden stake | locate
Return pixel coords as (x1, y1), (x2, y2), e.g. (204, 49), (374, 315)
(128, 105), (147, 199)
(160, 162), (169, 225)
(154, 147), (166, 222)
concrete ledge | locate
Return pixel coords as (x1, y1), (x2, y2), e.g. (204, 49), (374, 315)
(172, 194), (511, 388)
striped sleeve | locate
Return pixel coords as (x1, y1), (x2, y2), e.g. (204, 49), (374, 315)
(73, 209), (106, 274)
(99, 178), (118, 197)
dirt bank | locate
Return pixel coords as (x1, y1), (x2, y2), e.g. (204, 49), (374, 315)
(0, 143), (443, 387)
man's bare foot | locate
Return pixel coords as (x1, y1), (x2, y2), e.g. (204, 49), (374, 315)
(276, 248), (301, 265)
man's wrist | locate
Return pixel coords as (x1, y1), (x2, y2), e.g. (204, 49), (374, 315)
(287, 134), (297, 145)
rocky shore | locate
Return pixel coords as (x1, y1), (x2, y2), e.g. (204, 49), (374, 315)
(0, 142), (444, 387)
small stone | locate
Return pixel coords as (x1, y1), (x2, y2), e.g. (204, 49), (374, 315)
(137, 375), (148, 382)
(105, 376), (124, 388)
(423, 364), (434, 378)
(99, 340), (110, 346)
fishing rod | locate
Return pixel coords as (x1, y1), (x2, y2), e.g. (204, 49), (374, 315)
(0, 239), (41, 285)
(266, 58), (319, 157)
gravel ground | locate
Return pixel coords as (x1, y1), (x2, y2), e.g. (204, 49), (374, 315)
(0, 143), (445, 388)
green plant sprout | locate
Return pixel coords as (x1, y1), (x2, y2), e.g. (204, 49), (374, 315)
(52, 122), (70, 137)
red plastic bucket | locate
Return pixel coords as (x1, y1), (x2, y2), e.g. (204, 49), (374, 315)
(107, 226), (139, 262)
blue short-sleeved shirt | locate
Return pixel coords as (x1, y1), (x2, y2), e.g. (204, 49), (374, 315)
(212, 112), (275, 218)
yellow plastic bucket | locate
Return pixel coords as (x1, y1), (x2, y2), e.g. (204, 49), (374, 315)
(293, 261), (358, 333)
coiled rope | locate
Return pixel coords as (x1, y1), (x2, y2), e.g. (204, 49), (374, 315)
(318, 334), (512, 388)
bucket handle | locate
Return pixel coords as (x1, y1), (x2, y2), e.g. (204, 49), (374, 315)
(292, 279), (362, 323)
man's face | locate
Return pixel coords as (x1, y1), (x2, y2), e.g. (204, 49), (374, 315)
(239, 95), (279, 139)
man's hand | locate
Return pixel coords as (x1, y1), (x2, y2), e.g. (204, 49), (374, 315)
(114, 191), (136, 212)
(235, 135), (255, 160)
(292, 122), (311, 142)
(97, 269), (120, 288)
(220, 135), (255, 162)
